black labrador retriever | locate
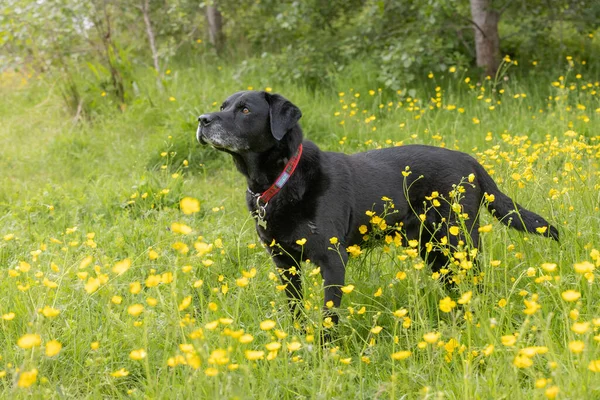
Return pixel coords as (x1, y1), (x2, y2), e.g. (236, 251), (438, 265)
(197, 91), (558, 323)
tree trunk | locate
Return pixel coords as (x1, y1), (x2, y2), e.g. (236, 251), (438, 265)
(141, 0), (160, 77)
(206, 4), (224, 54)
(470, 0), (500, 77)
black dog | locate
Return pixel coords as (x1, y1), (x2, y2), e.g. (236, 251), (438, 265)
(197, 91), (558, 323)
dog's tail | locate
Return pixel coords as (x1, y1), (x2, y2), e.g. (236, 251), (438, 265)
(474, 162), (559, 241)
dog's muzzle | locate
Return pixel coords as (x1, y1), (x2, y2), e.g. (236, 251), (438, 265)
(197, 114), (215, 144)
(196, 124), (207, 144)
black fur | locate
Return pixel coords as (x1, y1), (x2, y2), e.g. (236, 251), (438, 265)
(197, 91), (559, 323)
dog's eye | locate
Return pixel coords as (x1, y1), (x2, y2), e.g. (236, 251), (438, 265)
(220, 106), (225, 111)
(242, 107), (250, 114)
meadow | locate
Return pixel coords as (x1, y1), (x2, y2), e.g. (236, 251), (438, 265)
(0, 58), (599, 399)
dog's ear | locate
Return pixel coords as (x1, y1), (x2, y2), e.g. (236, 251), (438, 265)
(266, 93), (302, 140)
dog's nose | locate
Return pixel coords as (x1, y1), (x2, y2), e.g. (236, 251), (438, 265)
(198, 114), (214, 126)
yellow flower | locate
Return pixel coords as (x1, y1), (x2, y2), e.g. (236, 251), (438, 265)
(513, 354), (533, 368)
(478, 224), (493, 233)
(393, 309), (408, 318)
(561, 290), (581, 302)
(204, 367), (218, 376)
(129, 281), (142, 294)
(286, 341), (302, 352)
(449, 226), (460, 236)
(45, 340), (62, 357)
(359, 225), (368, 234)
(17, 368), (38, 388)
(296, 238), (307, 246)
(588, 360), (600, 372)
(260, 320), (276, 331)
(2, 312), (16, 320)
(329, 237), (338, 245)
(148, 249), (159, 260)
(111, 368), (129, 377)
(573, 261), (594, 274)
(236, 277), (249, 288)
(373, 287), (382, 297)
(370, 326), (383, 334)
(129, 349), (147, 360)
(391, 351), (411, 360)
(195, 241), (213, 256)
(501, 335), (517, 347)
(112, 258), (131, 275)
(457, 291), (472, 305)
(265, 342), (281, 351)
(91, 341), (100, 350)
(346, 245), (362, 257)
(84, 277), (101, 294)
(172, 241), (189, 254)
(239, 334), (254, 344)
(127, 304), (144, 317)
(171, 222), (193, 235)
(568, 340), (585, 354)
(18, 333), (42, 349)
(43, 278), (59, 288)
(439, 296), (457, 313)
(341, 284), (354, 294)
(178, 296), (192, 311)
(483, 344), (494, 356)
(423, 332), (440, 344)
(245, 350), (265, 361)
(541, 263), (557, 272)
(571, 322), (590, 334)
(545, 386), (559, 399)
(41, 306), (60, 318)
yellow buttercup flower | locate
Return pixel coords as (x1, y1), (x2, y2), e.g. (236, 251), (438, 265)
(111, 368), (129, 377)
(439, 296), (457, 313)
(260, 320), (276, 331)
(561, 290), (581, 302)
(129, 349), (147, 360)
(245, 350), (265, 361)
(127, 304), (144, 317)
(17, 368), (38, 388)
(45, 340), (62, 357)
(41, 306), (60, 318)
(501, 335), (517, 347)
(18, 333), (42, 349)
(423, 332), (440, 344)
(391, 351), (411, 360)
(341, 284), (354, 294)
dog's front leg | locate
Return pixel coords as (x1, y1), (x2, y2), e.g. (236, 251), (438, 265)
(272, 253), (303, 320)
(316, 251), (348, 325)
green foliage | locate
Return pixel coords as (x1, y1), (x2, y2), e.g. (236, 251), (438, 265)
(1, 60), (600, 398)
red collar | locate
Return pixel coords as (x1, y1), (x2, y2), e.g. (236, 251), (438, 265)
(253, 144), (303, 204)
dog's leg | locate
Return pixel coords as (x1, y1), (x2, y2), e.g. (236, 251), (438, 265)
(272, 253), (303, 320)
(315, 251), (348, 325)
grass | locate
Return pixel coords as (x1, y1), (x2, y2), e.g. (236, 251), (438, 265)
(0, 59), (599, 399)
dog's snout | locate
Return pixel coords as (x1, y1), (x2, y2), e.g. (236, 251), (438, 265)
(198, 114), (214, 127)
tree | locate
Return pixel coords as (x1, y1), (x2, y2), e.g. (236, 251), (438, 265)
(470, 0), (501, 77)
(206, 2), (224, 54)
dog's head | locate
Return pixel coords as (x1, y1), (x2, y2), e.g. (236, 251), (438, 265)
(197, 91), (302, 153)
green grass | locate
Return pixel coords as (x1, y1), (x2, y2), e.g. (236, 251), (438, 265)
(0, 61), (599, 399)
